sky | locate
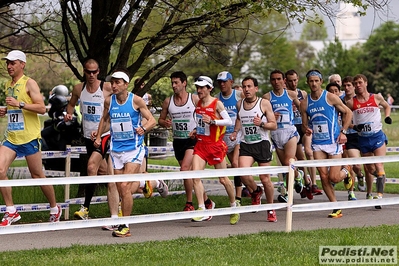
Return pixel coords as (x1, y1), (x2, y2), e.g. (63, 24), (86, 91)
(291, 0), (399, 40)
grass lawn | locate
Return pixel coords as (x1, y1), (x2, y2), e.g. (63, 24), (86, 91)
(0, 224), (398, 265)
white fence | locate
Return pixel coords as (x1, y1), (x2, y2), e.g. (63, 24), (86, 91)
(0, 150), (399, 235)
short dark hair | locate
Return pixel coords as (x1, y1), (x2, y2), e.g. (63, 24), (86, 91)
(242, 76), (258, 87)
(170, 71), (187, 83)
(342, 76), (354, 84)
(270, 69), (285, 79)
(326, 82), (341, 93)
(353, 74), (368, 83)
(285, 69), (298, 77)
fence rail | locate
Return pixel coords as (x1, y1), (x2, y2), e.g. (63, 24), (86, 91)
(0, 149), (399, 235)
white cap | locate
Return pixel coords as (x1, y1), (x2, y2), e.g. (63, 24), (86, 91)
(2, 50), (27, 63)
(194, 76), (214, 88)
(106, 71), (130, 83)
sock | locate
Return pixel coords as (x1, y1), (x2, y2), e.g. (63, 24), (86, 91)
(186, 202), (193, 205)
(111, 215), (118, 218)
(155, 180), (160, 188)
(230, 201), (236, 207)
(235, 196), (241, 202)
(376, 175), (385, 194)
(342, 167), (349, 177)
(198, 204), (205, 209)
(139, 180), (145, 188)
(50, 206), (59, 214)
(6, 206), (16, 213)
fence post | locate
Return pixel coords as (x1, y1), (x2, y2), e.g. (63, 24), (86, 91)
(64, 145), (71, 220)
(285, 158), (295, 232)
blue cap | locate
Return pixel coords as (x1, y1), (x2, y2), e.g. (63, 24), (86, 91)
(217, 71), (233, 81)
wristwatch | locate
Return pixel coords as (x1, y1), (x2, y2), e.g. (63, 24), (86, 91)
(341, 129), (347, 134)
(260, 122), (265, 128)
(19, 102), (25, 109)
(141, 126), (147, 132)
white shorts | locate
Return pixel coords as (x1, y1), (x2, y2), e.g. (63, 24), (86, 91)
(312, 143), (343, 156)
(224, 132), (240, 154)
(110, 146), (146, 170)
(271, 126), (299, 150)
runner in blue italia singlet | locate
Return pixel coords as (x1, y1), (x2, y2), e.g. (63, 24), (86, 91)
(306, 90), (340, 146)
(109, 92), (144, 152)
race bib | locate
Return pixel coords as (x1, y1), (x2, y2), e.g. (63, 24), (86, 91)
(172, 119), (190, 138)
(7, 109), (25, 131)
(111, 117), (134, 140)
(196, 114), (210, 136)
(243, 123), (261, 143)
(312, 121), (329, 140)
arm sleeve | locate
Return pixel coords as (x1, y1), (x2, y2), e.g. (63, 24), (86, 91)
(214, 110), (232, 126)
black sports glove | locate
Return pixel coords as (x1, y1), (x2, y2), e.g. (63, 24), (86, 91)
(384, 116), (392, 124)
(353, 124), (365, 132)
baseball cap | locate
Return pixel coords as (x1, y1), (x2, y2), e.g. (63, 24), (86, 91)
(2, 50), (27, 63)
(194, 76), (214, 88)
(217, 71), (233, 81)
(106, 71), (130, 83)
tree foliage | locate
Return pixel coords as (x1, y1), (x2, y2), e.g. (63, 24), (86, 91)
(315, 38), (366, 81)
(361, 21), (399, 97)
(0, 0), (390, 98)
(300, 16), (328, 41)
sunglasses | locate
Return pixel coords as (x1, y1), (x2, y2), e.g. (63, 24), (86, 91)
(195, 77), (206, 82)
(84, 69), (99, 75)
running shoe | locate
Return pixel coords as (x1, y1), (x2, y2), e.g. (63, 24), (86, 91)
(366, 193), (373, 200)
(230, 200), (240, 225)
(0, 211), (21, 226)
(251, 186), (263, 205)
(242, 187), (251, 197)
(112, 224), (131, 237)
(357, 174), (366, 192)
(191, 207), (211, 222)
(183, 203), (195, 211)
(300, 182), (313, 199)
(74, 205), (89, 220)
(328, 209), (343, 218)
(267, 210), (277, 222)
(49, 205), (62, 223)
(205, 199), (216, 210)
(348, 191), (357, 201)
(373, 195), (382, 209)
(102, 225), (119, 231)
(342, 165), (353, 190)
(157, 180), (168, 198)
(205, 199), (215, 221)
(277, 194), (288, 203)
(143, 180), (153, 198)
(303, 185), (313, 200)
(312, 185), (323, 195)
(300, 188), (307, 198)
(294, 170), (304, 193)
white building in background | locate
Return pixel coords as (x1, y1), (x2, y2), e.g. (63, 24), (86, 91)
(309, 2), (366, 53)
(336, 2), (361, 40)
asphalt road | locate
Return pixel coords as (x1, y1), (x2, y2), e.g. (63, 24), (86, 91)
(0, 188), (398, 252)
